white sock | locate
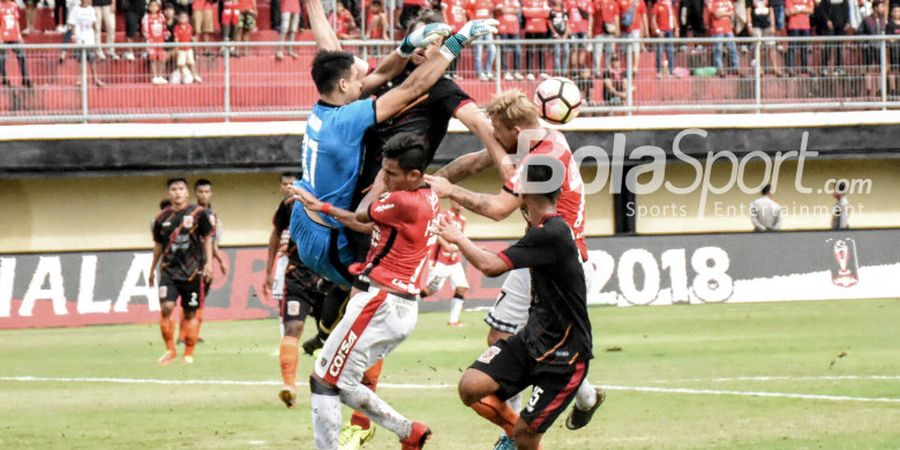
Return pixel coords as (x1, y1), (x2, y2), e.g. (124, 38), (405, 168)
(340, 384), (412, 439)
(448, 297), (464, 324)
(311, 393), (342, 450)
(574, 378), (597, 411)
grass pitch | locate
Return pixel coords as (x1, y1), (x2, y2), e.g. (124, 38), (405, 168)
(2, 299), (900, 449)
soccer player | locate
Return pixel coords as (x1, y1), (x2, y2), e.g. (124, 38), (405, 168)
(149, 178), (214, 366)
(262, 172), (328, 409)
(422, 201), (469, 326)
(425, 90), (605, 442)
(295, 134), (440, 450)
(440, 163), (592, 450)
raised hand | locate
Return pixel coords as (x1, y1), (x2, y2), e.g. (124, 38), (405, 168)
(399, 23), (453, 56)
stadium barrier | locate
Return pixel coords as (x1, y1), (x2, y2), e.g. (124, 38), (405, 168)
(1, 35), (899, 122)
(3, 229), (898, 329)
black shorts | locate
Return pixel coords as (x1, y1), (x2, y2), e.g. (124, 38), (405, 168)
(125, 8), (145, 38)
(159, 273), (206, 312)
(280, 264), (324, 323)
(469, 334), (589, 434)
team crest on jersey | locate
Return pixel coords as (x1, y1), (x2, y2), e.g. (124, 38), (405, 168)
(477, 346), (501, 364)
(158, 286), (168, 299)
(182, 215), (194, 228)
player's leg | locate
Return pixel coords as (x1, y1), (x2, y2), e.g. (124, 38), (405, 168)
(447, 263), (469, 326)
(178, 279), (203, 364)
(485, 268), (532, 417)
(305, 283), (350, 355)
(278, 271), (313, 408)
(342, 358), (383, 448)
(516, 359), (589, 449)
(157, 275), (180, 365)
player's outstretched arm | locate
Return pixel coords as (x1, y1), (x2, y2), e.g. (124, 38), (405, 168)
(453, 103), (515, 182)
(424, 174), (521, 221)
(293, 186), (374, 233)
(375, 19), (499, 123)
(302, 0), (341, 51)
(433, 149), (494, 184)
(439, 217), (509, 277)
(362, 23), (453, 96)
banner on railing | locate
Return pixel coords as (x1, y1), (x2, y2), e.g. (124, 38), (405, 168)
(2, 229), (898, 329)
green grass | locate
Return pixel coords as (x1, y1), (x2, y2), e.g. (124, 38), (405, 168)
(2, 299), (900, 449)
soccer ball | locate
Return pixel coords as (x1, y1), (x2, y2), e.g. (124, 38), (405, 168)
(534, 77), (582, 125)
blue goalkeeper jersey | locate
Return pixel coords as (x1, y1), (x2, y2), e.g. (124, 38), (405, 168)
(298, 99), (377, 228)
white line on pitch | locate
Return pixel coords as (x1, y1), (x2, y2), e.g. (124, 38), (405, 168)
(2, 375), (899, 404)
(647, 375), (900, 383)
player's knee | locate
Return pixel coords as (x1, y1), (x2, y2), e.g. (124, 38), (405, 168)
(457, 372), (482, 406)
(183, 309), (197, 320)
(513, 419), (539, 444)
(454, 288), (468, 297)
(160, 302), (175, 317)
(283, 320), (304, 337)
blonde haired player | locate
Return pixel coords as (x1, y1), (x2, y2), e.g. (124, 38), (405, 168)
(423, 201), (470, 326)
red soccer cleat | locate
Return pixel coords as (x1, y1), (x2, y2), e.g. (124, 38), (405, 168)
(400, 421), (431, 450)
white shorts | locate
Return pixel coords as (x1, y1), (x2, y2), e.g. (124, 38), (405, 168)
(485, 260), (595, 334)
(314, 287), (418, 390)
(176, 49), (195, 66)
(425, 261), (469, 292)
(272, 255), (289, 301)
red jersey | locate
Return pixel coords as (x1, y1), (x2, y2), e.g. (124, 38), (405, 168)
(785, 0), (812, 30)
(566, 0), (592, 34)
(435, 210), (467, 265)
(142, 13), (167, 44)
(404, 0), (427, 5)
(174, 23), (193, 49)
(466, 0), (494, 19)
(652, 0), (676, 32)
(0, 2), (22, 43)
(495, 0), (522, 34)
(523, 0), (550, 33)
(367, 12), (384, 38)
(445, 0), (469, 32)
(281, 0), (300, 13)
(619, 0), (646, 33)
(353, 188), (441, 296)
(593, 0), (620, 34)
(706, 0), (734, 34)
(238, 0), (255, 12)
(329, 10), (356, 37)
(504, 129), (588, 261)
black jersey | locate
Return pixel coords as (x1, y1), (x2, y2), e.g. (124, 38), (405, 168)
(152, 204), (214, 281)
(498, 215), (592, 365)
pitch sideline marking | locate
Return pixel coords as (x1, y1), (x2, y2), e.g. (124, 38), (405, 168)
(650, 375), (900, 383)
(2, 375), (899, 404)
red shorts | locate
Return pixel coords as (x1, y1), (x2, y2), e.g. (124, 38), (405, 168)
(222, 8), (240, 25)
(148, 48), (168, 61)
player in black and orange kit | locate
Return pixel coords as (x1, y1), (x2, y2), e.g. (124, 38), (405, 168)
(149, 177), (215, 366)
(263, 172), (327, 409)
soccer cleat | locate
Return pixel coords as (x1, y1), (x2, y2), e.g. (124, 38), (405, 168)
(339, 424), (375, 450)
(565, 387), (606, 430)
(301, 336), (324, 356)
(400, 422), (431, 450)
(493, 435), (516, 450)
(357, 425), (376, 446)
(157, 350), (177, 366)
(183, 355), (194, 365)
(278, 387), (296, 409)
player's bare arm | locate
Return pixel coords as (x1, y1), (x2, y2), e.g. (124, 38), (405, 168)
(293, 186), (374, 233)
(149, 242), (162, 287)
(202, 235), (214, 283)
(213, 244), (229, 276)
(262, 226), (281, 299)
(425, 174), (522, 221)
(453, 102), (515, 181)
(433, 149), (494, 184)
(439, 219), (508, 277)
(302, 0), (341, 51)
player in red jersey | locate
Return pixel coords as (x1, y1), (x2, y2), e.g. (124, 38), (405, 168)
(294, 134), (439, 450)
(142, 0), (169, 84)
(149, 178), (215, 365)
(425, 89), (605, 439)
(423, 201), (470, 326)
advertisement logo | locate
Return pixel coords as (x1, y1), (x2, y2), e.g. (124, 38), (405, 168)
(830, 238), (859, 288)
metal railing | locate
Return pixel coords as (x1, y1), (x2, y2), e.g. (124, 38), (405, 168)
(1, 35), (899, 123)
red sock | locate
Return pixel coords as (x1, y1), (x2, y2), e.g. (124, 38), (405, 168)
(160, 316), (175, 353)
(471, 395), (519, 437)
(279, 336), (299, 388)
(350, 358), (384, 429)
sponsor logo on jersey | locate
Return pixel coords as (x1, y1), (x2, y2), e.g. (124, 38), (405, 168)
(374, 203), (395, 214)
(328, 330), (358, 378)
(477, 345), (501, 364)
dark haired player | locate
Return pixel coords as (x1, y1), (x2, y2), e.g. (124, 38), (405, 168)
(149, 178), (214, 366)
(295, 134), (440, 450)
(262, 172), (327, 409)
(440, 164), (592, 450)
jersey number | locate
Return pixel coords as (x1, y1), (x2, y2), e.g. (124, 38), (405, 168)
(302, 135), (319, 188)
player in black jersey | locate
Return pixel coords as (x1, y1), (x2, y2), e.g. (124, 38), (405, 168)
(439, 164), (594, 450)
(150, 178), (215, 366)
(263, 172), (327, 409)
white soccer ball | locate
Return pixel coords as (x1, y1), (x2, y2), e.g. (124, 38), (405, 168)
(534, 77), (582, 125)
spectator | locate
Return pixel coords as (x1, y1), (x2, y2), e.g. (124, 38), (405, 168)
(92, 0), (117, 59)
(143, 0), (169, 84)
(603, 53), (629, 109)
(523, 0), (550, 80)
(174, 11), (202, 83)
(651, 0), (678, 76)
(707, 0), (740, 76)
(173, 0), (192, 15)
(236, 0), (258, 56)
(770, 0), (786, 33)
(193, 0), (218, 56)
(832, 181), (849, 230)
(680, 0), (707, 45)
(815, 0), (851, 75)
(222, 0), (240, 55)
(122, 0), (146, 61)
(566, 0), (592, 75)
(62, 0), (103, 85)
(329, 1), (359, 39)
(276, 0), (301, 60)
(749, 184), (782, 231)
(496, 0), (524, 80)
(592, 0), (619, 77)
(889, 5), (900, 95)
(271, 0), (281, 32)
(0, 0), (31, 87)
(785, 0), (814, 75)
(400, 0), (427, 29)
(444, 0), (468, 78)
(55, 0), (69, 33)
(467, 0), (496, 80)
(748, 0), (785, 76)
(548, 0), (570, 76)
(367, 0), (387, 39)
(860, 0), (886, 96)
(619, 0), (647, 75)
(22, 0), (37, 35)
